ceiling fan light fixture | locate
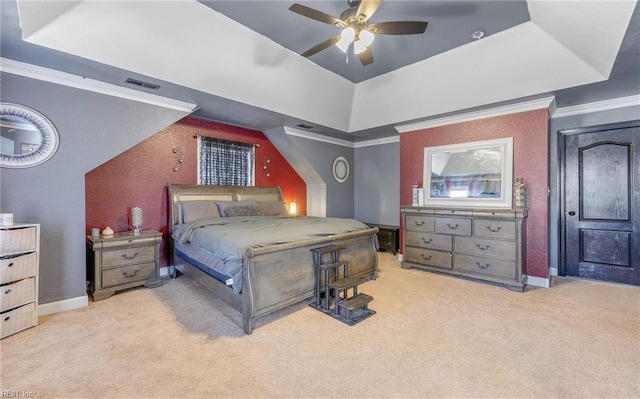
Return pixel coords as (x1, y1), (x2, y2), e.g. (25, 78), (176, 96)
(336, 27), (356, 52)
(354, 29), (374, 54)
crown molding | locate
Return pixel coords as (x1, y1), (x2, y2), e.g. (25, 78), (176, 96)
(284, 126), (354, 148)
(0, 57), (197, 113)
(552, 94), (640, 119)
(395, 96), (556, 133)
(354, 135), (399, 148)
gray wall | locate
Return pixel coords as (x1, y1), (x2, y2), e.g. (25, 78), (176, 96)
(548, 104), (640, 272)
(0, 73), (189, 304)
(354, 141), (400, 226)
(288, 136), (355, 218)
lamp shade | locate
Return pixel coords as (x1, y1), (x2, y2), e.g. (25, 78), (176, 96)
(336, 27), (355, 52)
(354, 30), (374, 54)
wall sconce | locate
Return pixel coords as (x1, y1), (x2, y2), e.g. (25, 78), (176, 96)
(289, 201), (297, 215)
(172, 147), (183, 172)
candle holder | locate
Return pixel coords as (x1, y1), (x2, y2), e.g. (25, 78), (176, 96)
(131, 206), (143, 235)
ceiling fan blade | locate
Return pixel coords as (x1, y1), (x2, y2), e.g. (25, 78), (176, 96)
(356, 0), (383, 23)
(289, 4), (345, 27)
(301, 34), (342, 58)
(357, 47), (374, 66)
(369, 21), (428, 35)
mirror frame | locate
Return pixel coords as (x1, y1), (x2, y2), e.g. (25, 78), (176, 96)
(423, 137), (513, 208)
(0, 103), (59, 168)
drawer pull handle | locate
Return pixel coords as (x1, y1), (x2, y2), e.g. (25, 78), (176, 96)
(414, 221), (425, 226)
(421, 238), (433, 244)
(446, 223), (459, 230)
(486, 226), (502, 233)
(4, 289), (11, 295)
(4, 316), (10, 322)
(476, 244), (491, 251)
(121, 252), (139, 260)
(476, 262), (491, 269)
(7, 262), (14, 267)
(121, 270), (140, 279)
(421, 254), (432, 261)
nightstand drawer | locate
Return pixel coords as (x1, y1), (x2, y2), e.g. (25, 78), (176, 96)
(0, 226), (37, 254)
(0, 277), (35, 312)
(1, 252), (37, 285)
(404, 247), (452, 269)
(455, 254), (516, 280)
(101, 246), (155, 268)
(404, 232), (452, 251)
(101, 262), (155, 289)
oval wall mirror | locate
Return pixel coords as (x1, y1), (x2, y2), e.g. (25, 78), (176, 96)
(0, 103), (59, 168)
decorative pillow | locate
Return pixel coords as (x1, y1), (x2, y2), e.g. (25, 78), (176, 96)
(180, 201), (221, 223)
(216, 199), (262, 217)
(258, 201), (288, 216)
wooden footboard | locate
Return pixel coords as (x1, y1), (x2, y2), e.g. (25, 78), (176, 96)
(241, 228), (378, 334)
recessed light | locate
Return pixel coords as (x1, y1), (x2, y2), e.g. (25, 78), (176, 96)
(471, 30), (485, 40)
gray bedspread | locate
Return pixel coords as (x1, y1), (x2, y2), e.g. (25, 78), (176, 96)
(172, 215), (371, 293)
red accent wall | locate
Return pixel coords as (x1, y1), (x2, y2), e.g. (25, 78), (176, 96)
(85, 117), (307, 267)
(399, 109), (548, 278)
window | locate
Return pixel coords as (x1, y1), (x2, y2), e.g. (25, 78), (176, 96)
(198, 136), (255, 186)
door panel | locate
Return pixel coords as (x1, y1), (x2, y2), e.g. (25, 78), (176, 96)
(563, 122), (640, 286)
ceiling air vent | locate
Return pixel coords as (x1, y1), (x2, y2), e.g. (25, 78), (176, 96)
(125, 78), (160, 90)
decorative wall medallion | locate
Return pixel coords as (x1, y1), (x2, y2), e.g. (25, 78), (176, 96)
(0, 103), (59, 168)
(332, 156), (349, 183)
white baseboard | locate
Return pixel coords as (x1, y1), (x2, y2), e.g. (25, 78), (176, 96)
(160, 265), (174, 277)
(549, 267), (558, 276)
(38, 295), (88, 317)
(525, 275), (550, 288)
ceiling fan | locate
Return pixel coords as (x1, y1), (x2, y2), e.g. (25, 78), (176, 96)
(289, 0), (428, 66)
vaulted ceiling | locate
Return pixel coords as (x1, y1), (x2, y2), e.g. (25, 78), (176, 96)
(1, 0), (639, 141)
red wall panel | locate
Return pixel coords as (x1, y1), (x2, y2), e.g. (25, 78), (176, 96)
(85, 117), (307, 267)
(399, 109), (549, 278)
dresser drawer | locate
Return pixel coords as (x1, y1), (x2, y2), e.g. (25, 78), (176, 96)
(455, 254), (516, 280)
(101, 246), (155, 269)
(0, 277), (36, 312)
(101, 262), (155, 289)
(404, 232), (452, 251)
(435, 217), (471, 236)
(405, 215), (435, 232)
(454, 237), (515, 260)
(1, 302), (37, 339)
(0, 226), (37, 254)
(0, 252), (37, 285)
(404, 247), (452, 269)
(474, 219), (516, 240)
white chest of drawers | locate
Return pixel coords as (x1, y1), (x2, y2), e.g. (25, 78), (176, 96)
(401, 207), (527, 291)
(1, 223), (40, 339)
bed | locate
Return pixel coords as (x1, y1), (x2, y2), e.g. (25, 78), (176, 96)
(167, 184), (379, 334)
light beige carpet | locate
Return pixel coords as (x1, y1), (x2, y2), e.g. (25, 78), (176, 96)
(1, 253), (638, 398)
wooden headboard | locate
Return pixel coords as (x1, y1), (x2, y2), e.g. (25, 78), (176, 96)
(166, 184), (284, 232)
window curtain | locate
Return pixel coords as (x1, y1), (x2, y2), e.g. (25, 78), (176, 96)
(198, 136), (255, 186)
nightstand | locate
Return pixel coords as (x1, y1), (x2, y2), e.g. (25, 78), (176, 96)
(366, 223), (399, 255)
(86, 230), (162, 301)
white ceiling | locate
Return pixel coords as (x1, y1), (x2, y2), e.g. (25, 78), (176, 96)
(2, 0), (639, 141)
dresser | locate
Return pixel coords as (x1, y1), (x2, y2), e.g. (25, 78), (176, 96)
(401, 207), (527, 291)
(86, 230), (162, 301)
(1, 223), (40, 339)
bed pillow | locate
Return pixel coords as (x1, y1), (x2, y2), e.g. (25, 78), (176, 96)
(180, 201), (221, 223)
(258, 201), (288, 216)
(216, 199), (262, 217)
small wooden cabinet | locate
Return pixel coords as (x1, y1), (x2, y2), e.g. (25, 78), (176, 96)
(366, 223), (399, 254)
(401, 207), (527, 291)
(86, 230), (162, 301)
(1, 223), (40, 339)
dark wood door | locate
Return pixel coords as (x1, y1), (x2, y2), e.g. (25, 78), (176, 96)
(561, 120), (640, 286)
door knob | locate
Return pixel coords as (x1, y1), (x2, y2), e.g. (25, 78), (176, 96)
(568, 211), (576, 216)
